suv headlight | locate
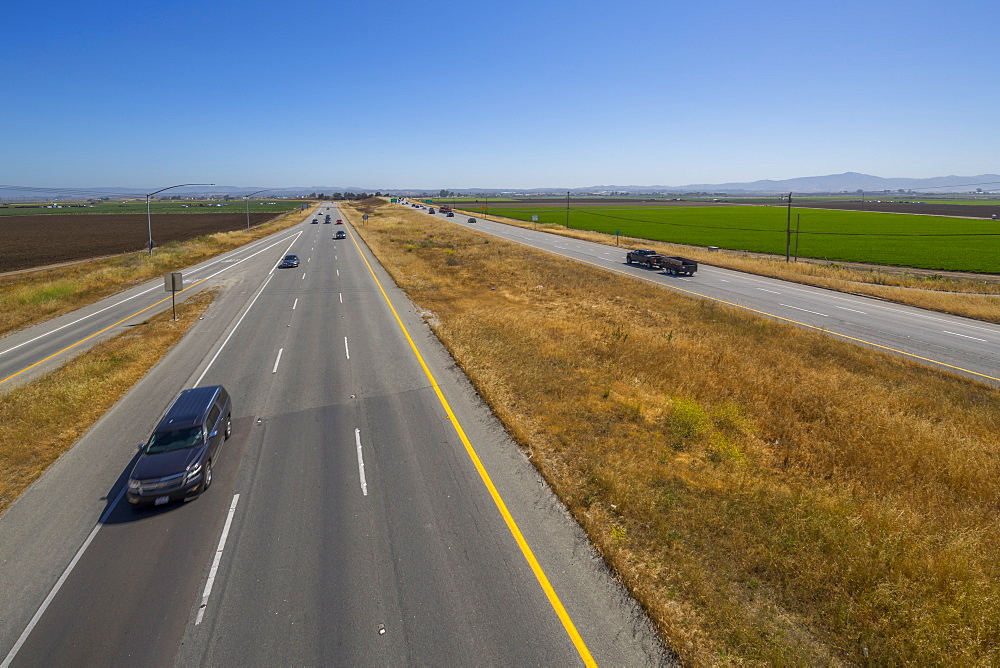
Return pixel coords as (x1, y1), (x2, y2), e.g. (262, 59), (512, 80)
(185, 463), (202, 483)
(128, 479), (140, 490)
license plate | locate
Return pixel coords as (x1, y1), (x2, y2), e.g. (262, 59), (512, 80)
(154, 496), (169, 506)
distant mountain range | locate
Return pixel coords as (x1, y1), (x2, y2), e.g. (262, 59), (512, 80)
(2, 173), (998, 200)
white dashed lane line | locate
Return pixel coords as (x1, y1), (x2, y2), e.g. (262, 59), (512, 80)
(944, 331), (987, 342)
(781, 304), (828, 317)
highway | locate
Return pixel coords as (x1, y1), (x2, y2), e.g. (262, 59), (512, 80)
(0, 207), (668, 666)
(420, 204), (1000, 385)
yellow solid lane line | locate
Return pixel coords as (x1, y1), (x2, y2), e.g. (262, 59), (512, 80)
(346, 227), (597, 667)
(1, 278), (209, 387)
(498, 236), (1000, 385)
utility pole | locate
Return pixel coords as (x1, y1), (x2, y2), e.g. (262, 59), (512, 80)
(785, 192), (792, 262)
(566, 191), (570, 228)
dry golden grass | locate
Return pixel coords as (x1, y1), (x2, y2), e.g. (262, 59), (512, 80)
(344, 199), (1000, 665)
(0, 288), (216, 515)
(0, 205), (318, 339)
(462, 209), (1000, 323)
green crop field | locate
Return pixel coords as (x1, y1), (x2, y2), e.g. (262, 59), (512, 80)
(0, 200), (300, 216)
(491, 206), (1000, 273)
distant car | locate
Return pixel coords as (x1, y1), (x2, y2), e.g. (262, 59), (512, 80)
(335, 230), (346, 239)
(446, 212), (454, 217)
(428, 208), (436, 214)
(279, 254), (300, 268)
(311, 219), (318, 224)
(323, 219), (331, 223)
(467, 217), (476, 223)
(336, 219), (343, 224)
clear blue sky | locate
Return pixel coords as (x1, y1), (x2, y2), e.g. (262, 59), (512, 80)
(3, 0), (996, 190)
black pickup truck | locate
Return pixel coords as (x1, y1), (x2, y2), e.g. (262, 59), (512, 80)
(626, 249), (698, 275)
(625, 249), (661, 267)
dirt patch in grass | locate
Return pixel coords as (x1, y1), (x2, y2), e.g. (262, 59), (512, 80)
(344, 198), (1000, 665)
(0, 288), (217, 515)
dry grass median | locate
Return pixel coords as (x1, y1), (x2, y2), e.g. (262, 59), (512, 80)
(345, 198), (1000, 665)
(0, 289), (216, 515)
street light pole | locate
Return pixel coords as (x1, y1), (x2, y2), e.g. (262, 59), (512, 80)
(244, 189), (268, 231)
(146, 183), (214, 255)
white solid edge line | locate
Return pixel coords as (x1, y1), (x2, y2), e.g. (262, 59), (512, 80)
(194, 273), (274, 387)
(344, 337), (350, 360)
(0, 285), (158, 357)
(272, 348), (283, 373)
(2, 485), (128, 668)
(355, 429), (367, 496)
(195, 493), (240, 625)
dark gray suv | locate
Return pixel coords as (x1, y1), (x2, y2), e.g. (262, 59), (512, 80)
(127, 385), (232, 506)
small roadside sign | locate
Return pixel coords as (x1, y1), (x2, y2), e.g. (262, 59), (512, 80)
(531, 215), (538, 222)
(390, 198), (398, 203)
(481, 206), (486, 211)
(164, 272), (182, 320)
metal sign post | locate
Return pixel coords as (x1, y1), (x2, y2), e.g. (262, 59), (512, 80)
(164, 272), (183, 320)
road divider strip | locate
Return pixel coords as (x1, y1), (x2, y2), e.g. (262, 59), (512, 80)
(346, 228), (597, 667)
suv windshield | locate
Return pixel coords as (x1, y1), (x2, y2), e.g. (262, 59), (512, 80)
(146, 427), (204, 453)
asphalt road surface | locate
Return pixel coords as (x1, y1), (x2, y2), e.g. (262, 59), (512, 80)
(420, 204), (1000, 386)
(0, 208), (669, 667)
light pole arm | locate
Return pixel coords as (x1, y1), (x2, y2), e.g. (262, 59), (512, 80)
(145, 182), (215, 255)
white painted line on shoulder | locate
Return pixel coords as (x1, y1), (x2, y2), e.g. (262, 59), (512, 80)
(2, 486), (128, 668)
(344, 337), (350, 359)
(195, 494), (240, 625)
(292, 298), (298, 310)
(355, 429), (368, 496)
(0, 286), (158, 357)
(944, 331), (987, 342)
(194, 273), (274, 387)
(272, 348), (283, 373)
(781, 304), (828, 317)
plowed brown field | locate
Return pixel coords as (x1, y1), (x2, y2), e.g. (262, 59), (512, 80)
(0, 213), (279, 273)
